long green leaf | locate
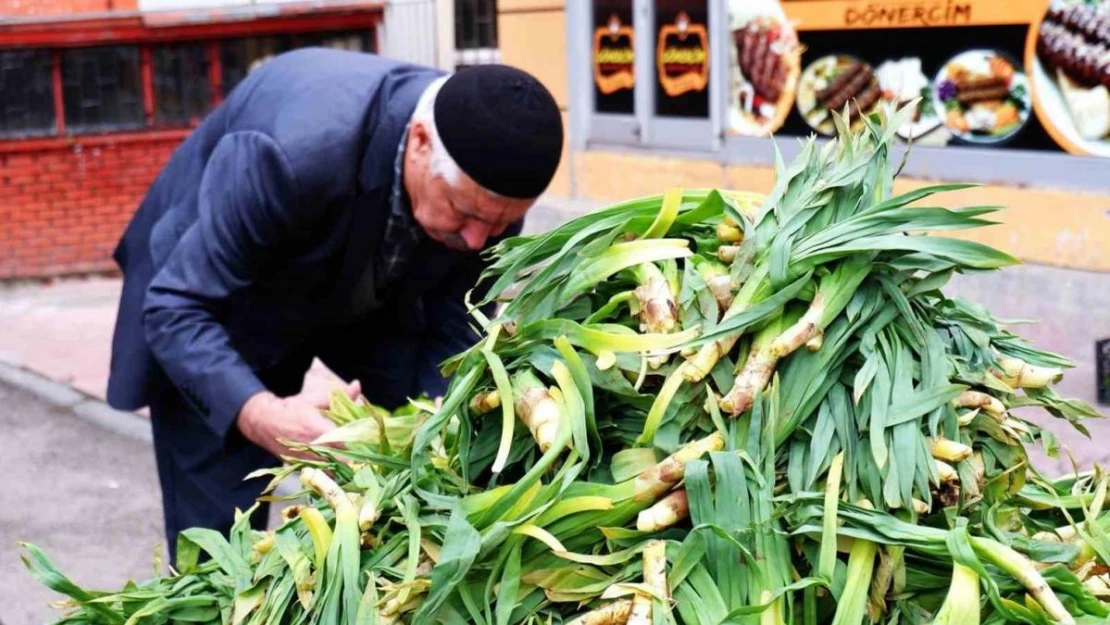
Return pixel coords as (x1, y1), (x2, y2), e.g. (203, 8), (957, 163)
(20, 543), (125, 624)
(482, 349), (517, 474)
(641, 187), (683, 239)
(415, 512), (483, 622)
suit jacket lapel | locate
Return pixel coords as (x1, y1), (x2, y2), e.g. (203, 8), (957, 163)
(375, 237), (458, 331)
(329, 67), (445, 317)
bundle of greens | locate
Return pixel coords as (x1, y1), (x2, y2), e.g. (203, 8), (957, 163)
(22, 102), (1110, 625)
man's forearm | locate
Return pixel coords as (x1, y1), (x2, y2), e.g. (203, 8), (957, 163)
(237, 390), (281, 441)
(143, 285), (268, 440)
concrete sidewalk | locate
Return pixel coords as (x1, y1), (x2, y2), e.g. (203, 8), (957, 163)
(0, 276), (126, 403)
(0, 275), (345, 411)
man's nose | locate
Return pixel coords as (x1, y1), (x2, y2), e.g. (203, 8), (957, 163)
(461, 221), (493, 250)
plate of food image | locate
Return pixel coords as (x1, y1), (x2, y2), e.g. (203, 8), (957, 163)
(933, 49), (1032, 144)
(796, 54), (883, 136)
(1028, 0), (1110, 156)
(874, 57), (943, 142)
(727, 0), (803, 137)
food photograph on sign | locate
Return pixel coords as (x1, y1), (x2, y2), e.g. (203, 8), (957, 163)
(875, 57), (943, 141)
(934, 49), (1032, 144)
(793, 51), (946, 143)
(727, 0), (803, 136)
(764, 0), (1110, 156)
(1029, 0), (1110, 156)
(795, 54), (883, 136)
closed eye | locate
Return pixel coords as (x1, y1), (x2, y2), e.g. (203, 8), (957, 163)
(457, 206), (499, 226)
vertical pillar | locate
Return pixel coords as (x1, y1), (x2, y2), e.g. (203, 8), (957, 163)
(51, 50), (65, 135)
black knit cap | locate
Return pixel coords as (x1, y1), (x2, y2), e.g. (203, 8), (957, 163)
(434, 64), (563, 199)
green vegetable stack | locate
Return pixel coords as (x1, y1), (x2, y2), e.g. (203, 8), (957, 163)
(21, 102), (1110, 625)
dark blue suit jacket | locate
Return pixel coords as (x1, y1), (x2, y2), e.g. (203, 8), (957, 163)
(106, 48), (515, 442)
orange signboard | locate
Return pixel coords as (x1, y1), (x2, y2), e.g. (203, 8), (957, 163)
(656, 11), (711, 97)
(593, 14), (635, 95)
(782, 0), (1045, 31)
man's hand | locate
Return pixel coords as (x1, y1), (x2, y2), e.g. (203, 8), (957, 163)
(299, 378), (362, 412)
(236, 380), (361, 460)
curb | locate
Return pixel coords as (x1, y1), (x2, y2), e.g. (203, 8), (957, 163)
(0, 360), (300, 497)
(0, 359), (152, 444)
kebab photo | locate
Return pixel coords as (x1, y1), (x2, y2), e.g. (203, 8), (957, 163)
(874, 56), (943, 142)
(796, 54), (883, 136)
(727, 0), (803, 137)
(934, 49), (1031, 144)
(1033, 0), (1110, 153)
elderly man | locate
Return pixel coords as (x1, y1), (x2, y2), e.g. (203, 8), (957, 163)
(104, 48), (563, 556)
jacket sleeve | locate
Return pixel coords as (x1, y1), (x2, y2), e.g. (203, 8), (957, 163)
(142, 131), (309, 440)
(417, 221), (524, 396)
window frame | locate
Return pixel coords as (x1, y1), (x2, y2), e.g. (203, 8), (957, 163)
(571, 0), (1108, 194)
(582, 0), (639, 146)
(455, 0), (499, 51)
(576, 0), (721, 152)
(454, 0), (500, 70)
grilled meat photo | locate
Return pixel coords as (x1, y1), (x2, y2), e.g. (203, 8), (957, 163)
(737, 22), (789, 102)
(819, 62), (878, 113)
(1034, 0), (1110, 142)
(1037, 2), (1110, 90)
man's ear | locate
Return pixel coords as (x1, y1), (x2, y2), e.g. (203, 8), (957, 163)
(409, 120), (433, 156)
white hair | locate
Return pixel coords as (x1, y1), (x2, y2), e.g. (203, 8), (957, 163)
(412, 76), (463, 188)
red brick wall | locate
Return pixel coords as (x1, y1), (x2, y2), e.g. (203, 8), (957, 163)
(0, 133), (182, 279)
(0, 0), (137, 16)
(0, 0), (172, 280)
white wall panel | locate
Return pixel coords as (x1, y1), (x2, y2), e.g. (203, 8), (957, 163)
(379, 0), (439, 67)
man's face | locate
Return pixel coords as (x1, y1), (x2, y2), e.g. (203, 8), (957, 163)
(403, 121), (535, 252)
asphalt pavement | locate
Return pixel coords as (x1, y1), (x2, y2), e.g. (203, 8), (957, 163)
(0, 378), (163, 625)
(0, 379), (289, 625)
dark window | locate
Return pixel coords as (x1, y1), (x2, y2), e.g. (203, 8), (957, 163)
(311, 30), (375, 52)
(456, 0), (498, 50)
(153, 43), (212, 126)
(220, 35), (281, 98)
(592, 0), (636, 115)
(284, 29), (374, 52)
(220, 30), (374, 97)
(0, 49), (56, 139)
(61, 46), (143, 134)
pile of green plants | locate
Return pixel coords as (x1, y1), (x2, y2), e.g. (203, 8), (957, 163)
(22, 103), (1110, 625)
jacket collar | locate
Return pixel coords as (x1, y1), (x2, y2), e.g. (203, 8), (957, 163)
(328, 65), (445, 317)
(358, 66), (446, 195)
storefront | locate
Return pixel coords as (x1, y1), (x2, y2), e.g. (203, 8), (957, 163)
(0, 1), (383, 279)
(498, 0), (1110, 271)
